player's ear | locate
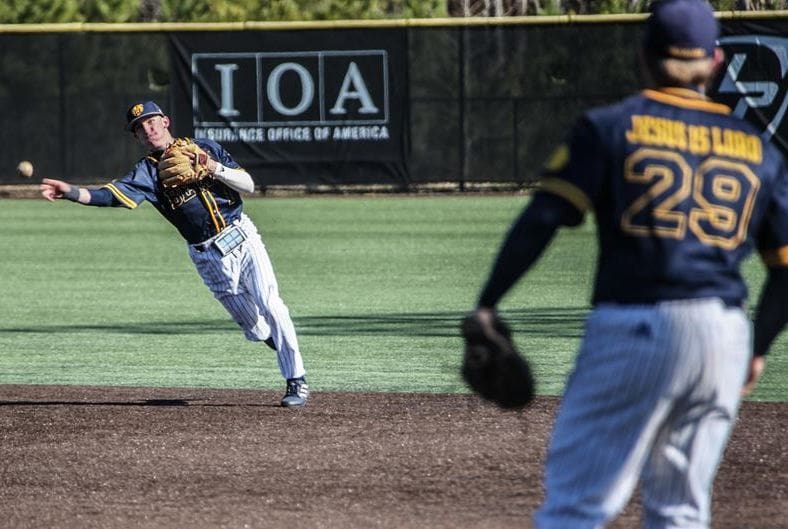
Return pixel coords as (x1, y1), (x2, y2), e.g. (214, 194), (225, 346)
(706, 47), (726, 87)
(712, 47), (725, 70)
(161, 115), (171, 128)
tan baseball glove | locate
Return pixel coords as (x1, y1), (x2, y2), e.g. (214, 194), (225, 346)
(157, 138), (211, 188)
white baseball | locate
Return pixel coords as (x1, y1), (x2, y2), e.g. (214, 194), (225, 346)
(17, 160), (34, 178)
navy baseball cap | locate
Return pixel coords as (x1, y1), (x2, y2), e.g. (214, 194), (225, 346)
(644, 0), (718, 60)
(125, 100), (165, 131)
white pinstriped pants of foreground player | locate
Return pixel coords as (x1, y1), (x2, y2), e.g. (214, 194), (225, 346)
(535, 298), (750, 529)
(188, 213), (305, 381)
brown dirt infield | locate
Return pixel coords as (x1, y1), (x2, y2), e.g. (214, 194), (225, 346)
(0, 385), (785, 529)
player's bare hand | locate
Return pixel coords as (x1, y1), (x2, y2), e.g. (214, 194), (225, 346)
(40, 178), (68, 202)
(181, 149), (215, 173)
(742, 355), (766, 396)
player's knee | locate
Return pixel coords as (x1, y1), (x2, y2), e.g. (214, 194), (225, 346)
(242, 329), (267, 342)
(264, 295), (291, 317)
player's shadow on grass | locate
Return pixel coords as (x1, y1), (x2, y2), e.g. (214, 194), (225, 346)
(0, 320), (239, 335)
(0, 398), (192, 407)
(0, 307), (588, 339)
(0, 398), (283, 407)
(296, 307), (589, 339)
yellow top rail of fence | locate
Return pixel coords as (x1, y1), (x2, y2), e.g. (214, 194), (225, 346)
(0, 10), (786, 33)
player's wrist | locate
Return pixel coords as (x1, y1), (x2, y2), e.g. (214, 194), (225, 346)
(62, 185), (81, 202)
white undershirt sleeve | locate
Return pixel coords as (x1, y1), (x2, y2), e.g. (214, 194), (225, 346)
(213, 164), (255, 194)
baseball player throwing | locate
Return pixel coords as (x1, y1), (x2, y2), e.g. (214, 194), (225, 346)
(466, 1), (788, 527)
(41, 101), (309, 407)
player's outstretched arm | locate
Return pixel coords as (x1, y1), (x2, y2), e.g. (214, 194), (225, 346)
(40, 178), (90, 204)
(749, 266), (788, 394)
(477, 192), (578, 308)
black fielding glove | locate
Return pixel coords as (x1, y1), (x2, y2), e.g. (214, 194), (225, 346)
(460, 311), (535, 409)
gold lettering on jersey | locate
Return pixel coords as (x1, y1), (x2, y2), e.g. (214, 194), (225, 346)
(626, 115), (686, 150)
(687, 125), (710, 155)
(626, 115), (763, 164)
(711, 127), (763, 164)
(163, 185), (197, 209)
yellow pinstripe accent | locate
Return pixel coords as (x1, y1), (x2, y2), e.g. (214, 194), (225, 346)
(208, 191), (227, 230)
(643, 89), (731, 115)
(538, 177), (592, 212)
(199, 188), (226, 234)
(103, 183), (138, 209)
(761, 245), (788, 267)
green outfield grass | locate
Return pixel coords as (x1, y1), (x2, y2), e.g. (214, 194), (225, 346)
(0, 196), (785, 401)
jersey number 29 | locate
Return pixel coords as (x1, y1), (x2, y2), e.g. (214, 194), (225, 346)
(621, 147), (760, 250)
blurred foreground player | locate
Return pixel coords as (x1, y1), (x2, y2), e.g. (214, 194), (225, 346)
(465, 1), (788, 527)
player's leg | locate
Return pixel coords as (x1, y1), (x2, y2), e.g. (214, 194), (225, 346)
(189, 238), (308, 407)
(640, 303), (750, 529)
(188, 237), (304, 381)
(187, 241), (268, 338)
(534, 305), (678, 529)
(238, 215), (305, 381)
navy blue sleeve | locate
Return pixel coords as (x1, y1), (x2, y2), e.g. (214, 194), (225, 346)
(86, 159), (157, 209)
(757, 155), (788, 267)
(85, 187), (117, 207)
(537, 115), (605, 217)
(753, 155), (788, 357)
(195, 139), (242, 170)
(477, 192), (579, 308)
(753, 267), (788, 357)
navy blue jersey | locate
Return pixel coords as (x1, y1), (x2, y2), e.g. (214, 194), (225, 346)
(87, 139), (244, 244)
(539, 87), (788, 306)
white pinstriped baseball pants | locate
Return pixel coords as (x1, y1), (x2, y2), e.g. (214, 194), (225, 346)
(534, 298), (750, 529)
(188, 213), (305, 381)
